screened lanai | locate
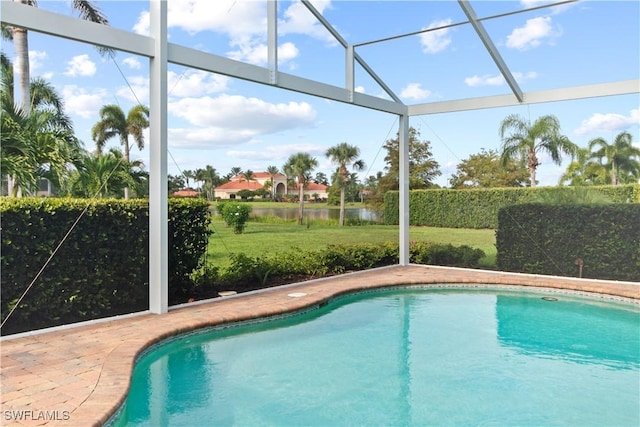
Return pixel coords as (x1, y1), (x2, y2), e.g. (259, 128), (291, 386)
(2, 0), (638, 317)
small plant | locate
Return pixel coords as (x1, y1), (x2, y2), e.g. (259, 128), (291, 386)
(220, 203), (252, 234)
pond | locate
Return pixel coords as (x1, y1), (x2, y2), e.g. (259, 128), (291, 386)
(250, 207), (380, 222)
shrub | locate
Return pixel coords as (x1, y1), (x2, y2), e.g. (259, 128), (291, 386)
(1, 197), (211, 334)
(219, 202), (252, 233)
(196, 241), (485, 296)
(383, 184), (639, 229)
(410, 242), (485, 267)
(496, 203), (640, 281)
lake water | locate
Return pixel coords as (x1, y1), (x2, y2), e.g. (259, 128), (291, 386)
(212, 206), (380, 222)
(250, 207), (379, 222)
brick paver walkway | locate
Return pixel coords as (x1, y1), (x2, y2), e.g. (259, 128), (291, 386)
(1, 265), (638, 426)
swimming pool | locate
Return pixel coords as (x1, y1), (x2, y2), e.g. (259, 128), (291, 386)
(111, 288), (640, 426)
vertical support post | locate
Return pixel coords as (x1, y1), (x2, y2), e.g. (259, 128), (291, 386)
(346, 44), (355, 102)
(398, 115), (410, 266)
(149, 0), (168, 314)
(267, 0), (278, 85)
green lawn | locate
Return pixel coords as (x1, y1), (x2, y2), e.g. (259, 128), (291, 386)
(207, 218), (496, 269)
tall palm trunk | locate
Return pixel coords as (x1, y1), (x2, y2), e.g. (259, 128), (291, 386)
(528, 150), (539, 187)
(122, 137), (130, 199)
(9, 24), (30, 197)
(298, 180), (304, 226)
(339, 187), (346, 226)
(13, 25), (30, 112)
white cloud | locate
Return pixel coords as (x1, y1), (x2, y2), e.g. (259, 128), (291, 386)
(132, 1), (331, 64)
(114, 70), (230, 104)
(227, 143), (325, 161)
(166, 95), (317, 148)
(400, 83), (431, 101)
(167, 70), (230, 97)
(61, 85), (108, 119)
(506, 16), (559, 50)
(132, 11), (150, 35)
(64, 54), (97, 77)
(168, 127), (257, 149)
(132, 0), (335, 43)
(355, 86), (365, 93)
(133, 1), (266, 37)
(28, 50), (47, 72)
(123, 57), (141, 70)
(279, 0), (336, 44)
(465, 74), (505, 87)
(465, 71), (537, 87)
(227, 39), (299, 65)
(520, 0), (575, 15)
(574, 109), (640, 136)
(169, 95), (316, 129)
(116, 76), (149, 104)
(420, 18), (453, 54)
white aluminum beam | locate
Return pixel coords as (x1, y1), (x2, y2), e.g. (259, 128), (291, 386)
(346, 45), (355, 102)
(408, 80), (640, 116)
(458, 0), (523, 102)
(398, 115), (410, 266)
(267, 0), (278, 85)
(0, 1), (153, 57)
(148, 0), (168, 314)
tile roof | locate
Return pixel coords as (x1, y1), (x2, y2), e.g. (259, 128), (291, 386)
(171, 189), (200, 197)
(215, 180), (264, 190)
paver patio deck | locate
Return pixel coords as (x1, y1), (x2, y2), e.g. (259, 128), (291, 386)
(1, 264), (639, 426)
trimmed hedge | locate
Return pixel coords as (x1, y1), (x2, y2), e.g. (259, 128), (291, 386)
(199, 241), (486, 293)
(496, 204), (640, 281)
(1, 197), (211, 334)
(384, 184), (640, 229)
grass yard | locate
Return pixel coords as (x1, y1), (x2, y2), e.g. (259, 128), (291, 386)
(207, 217), (496, 269)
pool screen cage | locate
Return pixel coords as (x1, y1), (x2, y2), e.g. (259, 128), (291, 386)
(1, 0), (638, 315)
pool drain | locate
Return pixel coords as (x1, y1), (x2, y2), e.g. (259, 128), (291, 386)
(542, 296), (559, 301)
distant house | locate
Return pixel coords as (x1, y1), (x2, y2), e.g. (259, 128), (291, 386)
(214, 172), (288, 200)
(171, 189), (200, 197)
(288, 181), (329, 200)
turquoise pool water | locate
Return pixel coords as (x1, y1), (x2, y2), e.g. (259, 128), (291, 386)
(112, 289), (640, 426)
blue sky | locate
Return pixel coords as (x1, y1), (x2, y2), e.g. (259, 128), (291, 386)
(3, 0), (639, 187)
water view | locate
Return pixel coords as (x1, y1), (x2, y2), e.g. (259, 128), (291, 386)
(250, 207), (379, 222)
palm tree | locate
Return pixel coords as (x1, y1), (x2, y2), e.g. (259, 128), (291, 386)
(588, 131), (640, 185)
(5, 0), (109, 111)
(266, 165), (280, 199)
(325, 142), (365, 226)
(230, 166), (242, 178)
(558, 147), (608, 186)
(241, 169), (255, 183)
(1, 57), (82, 196)
(499, 114), (577, 186)
(314, 171), (329, 186)
(68, 148), (146, 198)
(195, 165), (220, 201)
(283, 153), (318, 225)
(91, 104), (149, 198)
(182, 169), (196, 189)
